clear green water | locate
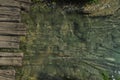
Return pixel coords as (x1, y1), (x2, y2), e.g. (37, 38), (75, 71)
(19, 2), (120, 80)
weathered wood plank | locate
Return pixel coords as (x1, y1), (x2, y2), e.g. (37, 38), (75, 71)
(0, 7), (20, 15)
(0, 52), (23, 66)
(0, 22), (26, 31)
(0, 22), (26, 35)
(0, 41), (19, 48)
(0, 70), (15, 80)
(0, 30), (26, 36)
(0, 52), (23, 57)
(0, 70), (15, 76)
(0, 36), (19, 42)
(0, 26), (25, 31)
(0, 22), (25, 26)
(0, 0), (20, 7)
(0, 57), (22, 66)
(0, 14), (21, 22)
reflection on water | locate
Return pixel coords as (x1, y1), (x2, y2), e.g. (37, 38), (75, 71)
(21, 2), (120, 80)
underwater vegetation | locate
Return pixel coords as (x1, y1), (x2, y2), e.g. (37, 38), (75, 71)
(18, 0), (120, 80)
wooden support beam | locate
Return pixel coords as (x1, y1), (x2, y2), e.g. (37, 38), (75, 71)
(0, 41), (19, 48)
(0, 70), (15, 80)
(0, 52), (23, 66)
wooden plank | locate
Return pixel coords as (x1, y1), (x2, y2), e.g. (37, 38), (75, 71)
(0, 30), (26, 36)
(0, 70), (15, 80)
(0, 36), (19, 42)
(0, 57), (22, 66)
(0, 0), (20, 7)
(0, 41), (19, 48)
(0, 22), (26, 35)
(0, 22), (26, 31)
(0, 7), (20, 15)
(0, 52), (23, 66)
(0, 52), (23, 57)
(0, 14), (21, 22)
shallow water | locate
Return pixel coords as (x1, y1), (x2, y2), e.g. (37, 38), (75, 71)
(20, 3), (120, 80)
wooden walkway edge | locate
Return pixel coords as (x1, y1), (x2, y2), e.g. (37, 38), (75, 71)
(0, 0), (31, 79)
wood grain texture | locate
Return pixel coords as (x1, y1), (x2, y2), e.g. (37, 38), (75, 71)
(0, 36), (19, 42)
(0, 52), (23, 57)
(0, 30), (26, 36)
(0, 41), (19, 48)
(0, 0), (20, 7)
(0, 57), (22, 66)
(0, 52), (23, 66)
(0, 22), (26, 31)
(0, 70), (15, 80)
(0, 0), (29, 79)
(0, 14), (21, 22)
(0, 7), (20, 15)
(0, 22), (26, 35)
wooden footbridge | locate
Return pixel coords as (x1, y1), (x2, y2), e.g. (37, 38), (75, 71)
(0, 0), (31, 80)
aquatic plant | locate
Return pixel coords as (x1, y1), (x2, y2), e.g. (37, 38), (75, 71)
(19, 0), (120, 80)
